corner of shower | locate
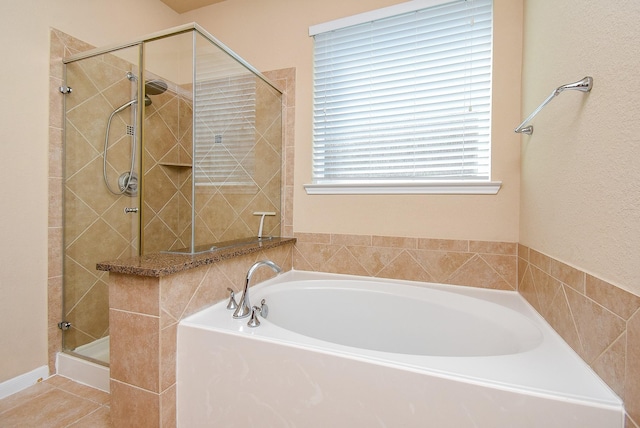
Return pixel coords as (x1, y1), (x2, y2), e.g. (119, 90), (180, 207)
(58, 24), (283, 381)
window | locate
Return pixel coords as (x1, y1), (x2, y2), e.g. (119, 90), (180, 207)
(307, 0), (499, 194)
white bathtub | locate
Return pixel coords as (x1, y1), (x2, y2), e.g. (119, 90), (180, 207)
(177, 270), (623, 427)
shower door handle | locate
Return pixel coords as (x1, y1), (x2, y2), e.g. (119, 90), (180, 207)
(124, 207), (139, 214)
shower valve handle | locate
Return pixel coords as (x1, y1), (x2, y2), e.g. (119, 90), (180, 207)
(124, 207), (139, 214)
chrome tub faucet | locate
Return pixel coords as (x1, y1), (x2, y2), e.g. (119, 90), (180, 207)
(233, 260), (281, 319)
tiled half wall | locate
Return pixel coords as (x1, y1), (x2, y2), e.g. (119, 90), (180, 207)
(109, 243), (294, 427)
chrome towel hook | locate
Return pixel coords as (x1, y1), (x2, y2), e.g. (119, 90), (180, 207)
(515, 76), (593, 135)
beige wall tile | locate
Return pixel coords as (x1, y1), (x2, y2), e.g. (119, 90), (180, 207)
(519, 267), (541, 313)
(294, 232), (331, 244)
(410, 250), (474, 283)
(591, 331), (626, 398)
(110, 309), (159, 392)
(110, 380), (159, 428)
(447, 255), (514, 290)
(323, 247), (370, 277)
(110, 274), (159, 316)
(565, 286), (626, 364)
(161, 383), (177, 428)
(517, 244), (529, 261)
(160, 265), (208, 321)
(182, 265), (233, 318)
(292, 242), (342, 271)
(529, 249), (552, 272)
(160, 323), (177, 392)
(586, 275), (640, 320)
(545, 286), (584, 356)
(625, 309), (640, 425)
(530, 266), (563, 316)
(417, 238), (468, 252)
(469, 240), (517, 255)
(376, 251), (433, 283)
(372, 235), (417, 249)
(479, 254), (517, 288)
(348, 245), (404, 277)
(550, 258), (585, 293)
(331, 233), (372, 246)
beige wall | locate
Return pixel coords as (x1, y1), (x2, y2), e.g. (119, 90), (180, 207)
(184, 0), (523, 242)
(0, 0), (179, 383)
(519, 0), (640, 295)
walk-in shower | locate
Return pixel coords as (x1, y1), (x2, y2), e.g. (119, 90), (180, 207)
(60, 23), (283, 367)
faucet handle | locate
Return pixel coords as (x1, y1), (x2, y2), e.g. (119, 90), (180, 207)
(226, 288), (238, 310)
(247, 306), (262, 328)
(247, 299), (268, 328)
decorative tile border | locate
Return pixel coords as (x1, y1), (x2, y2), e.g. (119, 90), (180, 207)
(519, 244), (640, 426)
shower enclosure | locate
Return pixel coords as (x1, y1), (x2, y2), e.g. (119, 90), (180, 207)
(60, 24), (283, 365)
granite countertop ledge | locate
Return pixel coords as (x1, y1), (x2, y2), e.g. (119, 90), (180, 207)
(96, 237), (296, 277)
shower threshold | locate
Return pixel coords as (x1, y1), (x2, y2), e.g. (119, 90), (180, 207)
(56, 349), (110, 393)
(74, 336), (110, 364)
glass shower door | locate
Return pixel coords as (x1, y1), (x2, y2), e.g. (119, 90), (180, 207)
(61, 45), (142, 365)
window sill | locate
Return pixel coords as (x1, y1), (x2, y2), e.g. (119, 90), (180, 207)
(304, 181), (502, 195)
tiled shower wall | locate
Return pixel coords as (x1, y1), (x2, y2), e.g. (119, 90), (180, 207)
(144, 75), (284, 253)
(142, 80), (193, 254)
(192, 76), (283, 247)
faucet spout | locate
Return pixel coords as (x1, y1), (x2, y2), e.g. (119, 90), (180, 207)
(233, 260), (282, 319)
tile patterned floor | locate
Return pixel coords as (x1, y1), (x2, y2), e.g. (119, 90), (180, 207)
(0, 376), (111, 427)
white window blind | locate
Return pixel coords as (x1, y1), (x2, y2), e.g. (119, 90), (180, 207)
(312, 0), (493, 184)
(194, 74), (256, 186)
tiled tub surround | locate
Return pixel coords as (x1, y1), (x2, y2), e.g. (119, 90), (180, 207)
(101, 239), (294, 427)
(294, 233), (639, 426)
(293, 232), (518, 290)
(519, 245), (640, 427)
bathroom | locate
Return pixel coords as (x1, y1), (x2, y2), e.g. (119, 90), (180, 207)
(0, 0), (638, 426)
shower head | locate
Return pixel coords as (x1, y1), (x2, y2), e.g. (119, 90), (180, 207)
(126, 72), (168, 96)
(113, 98), (138, 114)
(145, 79), (168, 96)
(122, 72), (168, 107)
